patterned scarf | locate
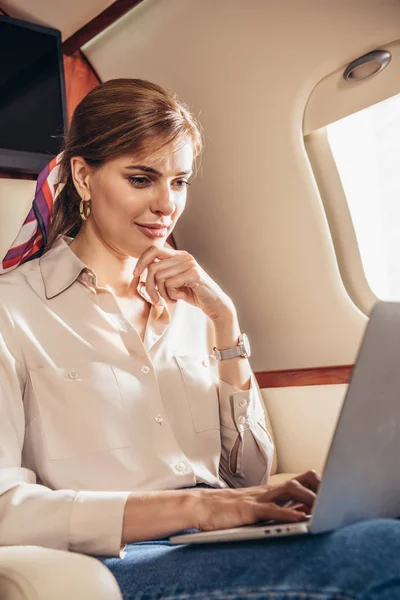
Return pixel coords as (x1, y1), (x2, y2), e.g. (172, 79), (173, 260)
(0, 153), (64, 275)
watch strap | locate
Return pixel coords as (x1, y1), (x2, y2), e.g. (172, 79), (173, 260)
(214, 345), (243, 360)
(213, 334), (250, 361)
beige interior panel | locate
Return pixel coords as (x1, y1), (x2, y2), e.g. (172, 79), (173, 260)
(261, 385), (347, 474)
(304, 39), (400, 135)
(268, 472), (299, 486)
(0, 0), (114, 39)
(0, 179), (36, 261)
(82, 0), (400, 371)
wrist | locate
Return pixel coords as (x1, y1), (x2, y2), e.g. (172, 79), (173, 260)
(210, 297), (237, 324)
(213, 314), (241, 350)
(181, 488), (211, 530)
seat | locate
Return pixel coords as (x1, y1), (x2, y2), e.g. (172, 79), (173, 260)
(0, 546), (122, 600)
(0, 179), (120, 599)
(0, 178), (339, 598)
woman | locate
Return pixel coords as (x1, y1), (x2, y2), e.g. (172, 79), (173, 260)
(0, 79), (399, 600)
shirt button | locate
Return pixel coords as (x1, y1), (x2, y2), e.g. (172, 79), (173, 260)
(68, 371), (79, 379)
(237, 416), (246, 424)
(155, 415), (163, 424)
(141, 365), (150, 374)
(202, 359), (210, 367)
(239, 399), (248, 407)
(175, 462), (187, 473)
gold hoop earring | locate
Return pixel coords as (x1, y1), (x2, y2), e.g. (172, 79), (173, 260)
(79, 199), (91, 221)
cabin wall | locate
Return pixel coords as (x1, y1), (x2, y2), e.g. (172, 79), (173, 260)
(262, 385), (347, 474)
(83, 0), (400, 372)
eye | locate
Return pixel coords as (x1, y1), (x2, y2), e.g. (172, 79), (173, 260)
(172, 179), (191, 190)
(128, 176), (151, 188)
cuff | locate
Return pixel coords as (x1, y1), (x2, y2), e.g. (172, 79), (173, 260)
(218, 373), (263, 432)
(68, 491), (130, 557)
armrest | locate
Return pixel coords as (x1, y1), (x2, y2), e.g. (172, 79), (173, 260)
(0, 546), (122, 600)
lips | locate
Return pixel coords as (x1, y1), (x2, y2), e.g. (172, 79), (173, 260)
(136, 223), (169, 229)
(135, 223), (169, 239)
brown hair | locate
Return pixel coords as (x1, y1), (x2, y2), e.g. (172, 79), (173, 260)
(45, 78), (203, 250)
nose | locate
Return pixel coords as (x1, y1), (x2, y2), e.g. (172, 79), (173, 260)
(153, 183), (176, 216)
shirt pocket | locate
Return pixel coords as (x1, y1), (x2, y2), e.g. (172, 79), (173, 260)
(175, 354), (220, 432)
(29, 362), (132, 460)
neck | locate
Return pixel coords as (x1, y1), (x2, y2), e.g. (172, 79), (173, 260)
(69, 226), (139, 298)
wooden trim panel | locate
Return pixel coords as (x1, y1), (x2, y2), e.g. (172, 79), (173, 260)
(0, 171), (35, 180)
(63, 0), (145, 55)
(255, 365), (353, 388)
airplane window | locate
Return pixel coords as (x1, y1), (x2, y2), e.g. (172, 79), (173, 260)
(327, 93), (400, 301)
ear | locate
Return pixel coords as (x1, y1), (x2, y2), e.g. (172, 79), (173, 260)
(70, 157), (92, 200)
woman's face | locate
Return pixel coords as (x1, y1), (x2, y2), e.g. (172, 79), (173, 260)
(78, 139), (194, 259)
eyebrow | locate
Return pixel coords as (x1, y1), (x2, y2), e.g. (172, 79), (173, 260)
(124, 165), (192, 176)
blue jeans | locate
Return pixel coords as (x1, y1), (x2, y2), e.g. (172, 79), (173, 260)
(98, 487), (400, 600)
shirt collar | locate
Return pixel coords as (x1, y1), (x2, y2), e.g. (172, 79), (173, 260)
(39, 236), (162, 307)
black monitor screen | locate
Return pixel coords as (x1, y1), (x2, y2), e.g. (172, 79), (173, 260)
(0, 16), (67, 172)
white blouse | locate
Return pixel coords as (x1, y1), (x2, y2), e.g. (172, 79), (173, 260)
(0, 237), (274, 556)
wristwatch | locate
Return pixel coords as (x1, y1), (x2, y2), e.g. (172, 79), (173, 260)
(212, 333), (251, 361)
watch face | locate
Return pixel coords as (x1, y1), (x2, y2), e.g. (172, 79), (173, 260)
(241, 333), (251, 357)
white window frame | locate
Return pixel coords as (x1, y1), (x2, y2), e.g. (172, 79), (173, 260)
(304, 128), (378, 316)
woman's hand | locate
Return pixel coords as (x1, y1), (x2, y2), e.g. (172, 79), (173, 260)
(133, 246), (235, 322)
(192, 470), (321, 532)
(122, 471), (320, 543)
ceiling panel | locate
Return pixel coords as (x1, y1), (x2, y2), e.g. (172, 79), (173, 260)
(0, 0), (114, 39)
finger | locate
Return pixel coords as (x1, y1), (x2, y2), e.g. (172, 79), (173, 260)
(164, 268), (201, 294)
(279, 500), (312, 515)
(153, 271), (175, 304)
(157, 266), (195, 303)
(146, 259), (193, 303)
(294, 503), (312, 515)
(256, 503), (307, 524)
(292, 470), (321, 493)
(268, 480), (317, 508)
(134, 247), (175, 277)
(155, 278), (169, 304)
(142, 259), (161, 303)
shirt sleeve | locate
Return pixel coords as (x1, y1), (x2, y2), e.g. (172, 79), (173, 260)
(0, 307), (130, 557)
(218, 371), (275, 488)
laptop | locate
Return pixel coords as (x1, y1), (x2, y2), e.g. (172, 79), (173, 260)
(170, 301), (400, 545)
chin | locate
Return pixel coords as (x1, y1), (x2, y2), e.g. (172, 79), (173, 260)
(123, 237), (166, 258)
